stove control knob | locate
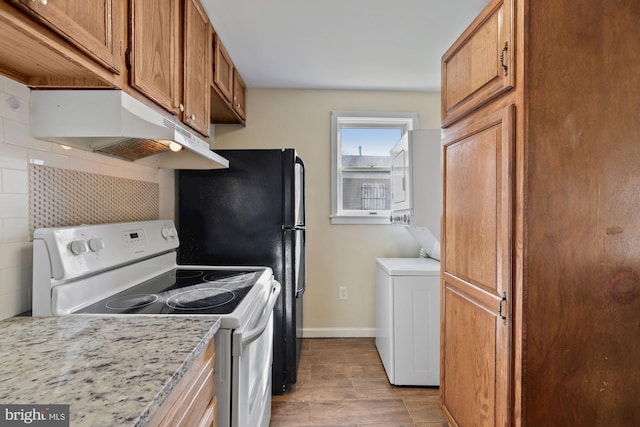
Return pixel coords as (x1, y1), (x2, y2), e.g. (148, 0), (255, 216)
(69, 240), (88, 255)
(88, 237), (105, 252)
(160, 227), (177, 240)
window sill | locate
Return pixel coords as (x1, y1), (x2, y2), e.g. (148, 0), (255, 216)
(330, 215), (391, 225)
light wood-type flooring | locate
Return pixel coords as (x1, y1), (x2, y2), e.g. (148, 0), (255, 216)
(270, 338), (448, 427)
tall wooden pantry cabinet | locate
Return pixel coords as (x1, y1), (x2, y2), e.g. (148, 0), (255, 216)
(439, 0), (640, 426)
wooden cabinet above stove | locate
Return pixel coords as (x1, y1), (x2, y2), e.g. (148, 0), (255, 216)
(0, 0), (247, 134)
(0, 1), (123, 88)
(211, 33), (246, 125)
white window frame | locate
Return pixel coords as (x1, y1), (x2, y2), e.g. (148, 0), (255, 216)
(330, 111), (419, 225)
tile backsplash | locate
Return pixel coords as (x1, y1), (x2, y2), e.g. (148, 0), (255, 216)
(0, 77), (174, 320)
(29, 165), (159, 235)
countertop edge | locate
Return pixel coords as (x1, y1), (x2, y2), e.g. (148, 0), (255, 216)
(132, 318), (221, 427)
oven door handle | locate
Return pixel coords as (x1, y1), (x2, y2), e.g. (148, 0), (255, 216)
(240, 280), (281, 348)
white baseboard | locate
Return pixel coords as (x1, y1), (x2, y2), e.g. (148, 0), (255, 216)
(303, 328), (375, 338)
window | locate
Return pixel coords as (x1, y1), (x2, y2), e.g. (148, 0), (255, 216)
(330, 111), (419, 224)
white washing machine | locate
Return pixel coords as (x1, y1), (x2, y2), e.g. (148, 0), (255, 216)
(375, 257), (440, 386)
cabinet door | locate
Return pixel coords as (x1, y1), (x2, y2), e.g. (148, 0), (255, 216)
(441, 0), (514, 127)
(440, 105), (514, 427)
(183, 0), (211, 136)
(129, 0), (181, 115)
(394, 275), (440, 386)
(232, 68), (246, 121)
(10, 0), (122, 74)
(213, 34), (233, 103)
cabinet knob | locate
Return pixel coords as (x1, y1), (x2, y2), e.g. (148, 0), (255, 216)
(189, 114), (196, 121)
(235, 103), (241, 108)
(179, 104), (185, 112)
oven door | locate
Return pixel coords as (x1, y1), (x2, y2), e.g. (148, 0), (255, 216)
(231, 281), (280, 427)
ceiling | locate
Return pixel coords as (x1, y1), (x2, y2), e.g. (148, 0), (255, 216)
(200, 0), (487, 92)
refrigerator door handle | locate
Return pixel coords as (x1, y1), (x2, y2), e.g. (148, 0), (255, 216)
(295, 156), (306, 228)
(285, 227), (306, 298)
(298, 266), (307, 298)
(297, 228), (306, 298)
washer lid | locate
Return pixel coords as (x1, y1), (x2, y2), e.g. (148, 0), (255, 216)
(376, 257), (440, 276)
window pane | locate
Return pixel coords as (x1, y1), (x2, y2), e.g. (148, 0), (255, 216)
(331, 111), (418, 223)
(340, 127), (400, 212)
(341, 128), (403, 156)
(342, 170), (391, 211)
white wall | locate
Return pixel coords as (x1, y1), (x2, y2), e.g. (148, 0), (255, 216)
(215, 88), (441, 336)
(0, 77), (174, 320)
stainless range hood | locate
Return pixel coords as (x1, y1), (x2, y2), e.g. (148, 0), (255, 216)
(30, 90), (229, 170)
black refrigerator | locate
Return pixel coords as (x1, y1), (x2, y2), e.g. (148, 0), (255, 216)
(175, 149), (305, 395)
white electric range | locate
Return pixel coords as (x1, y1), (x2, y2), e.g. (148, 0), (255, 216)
(31, 220), (280, 427)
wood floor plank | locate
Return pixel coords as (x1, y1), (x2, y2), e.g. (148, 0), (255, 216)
(270, 338), (448, 427)
(309, 399), (413, 425)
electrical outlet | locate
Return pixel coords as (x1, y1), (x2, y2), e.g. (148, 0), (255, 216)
(339, 286), (348, 300)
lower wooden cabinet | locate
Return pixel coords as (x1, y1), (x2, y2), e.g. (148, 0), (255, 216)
(148, 339), (216, 427)
(198, 397), (218, 427)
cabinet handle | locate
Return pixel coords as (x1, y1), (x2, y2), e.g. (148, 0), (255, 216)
(498, 292), (507, 324)
(179, 104), (184, 112)
(189, 114), (196, 121)
(500, 42), (509, 76)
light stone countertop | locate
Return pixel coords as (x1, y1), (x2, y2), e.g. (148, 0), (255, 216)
(0, 316), (220, 426)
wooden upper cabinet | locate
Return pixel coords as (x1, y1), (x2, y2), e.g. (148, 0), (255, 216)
(232, 68), (246, 120)
(9, 0), (122, 74)
(441, 0), (514, 127)
(440, 104), (514, 427)
(183, 0), (211, 136)
(210, 33), (246, 125)
(129, 0), (181, 115)
(213, 34), (234, 103)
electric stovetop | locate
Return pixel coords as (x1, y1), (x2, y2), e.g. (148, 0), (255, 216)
(78, 268), (264, 315)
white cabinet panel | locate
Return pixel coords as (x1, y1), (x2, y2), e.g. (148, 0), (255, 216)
(375, 257), (440, 386)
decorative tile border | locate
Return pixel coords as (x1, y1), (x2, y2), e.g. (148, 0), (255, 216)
(29, 165), (159, 236)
